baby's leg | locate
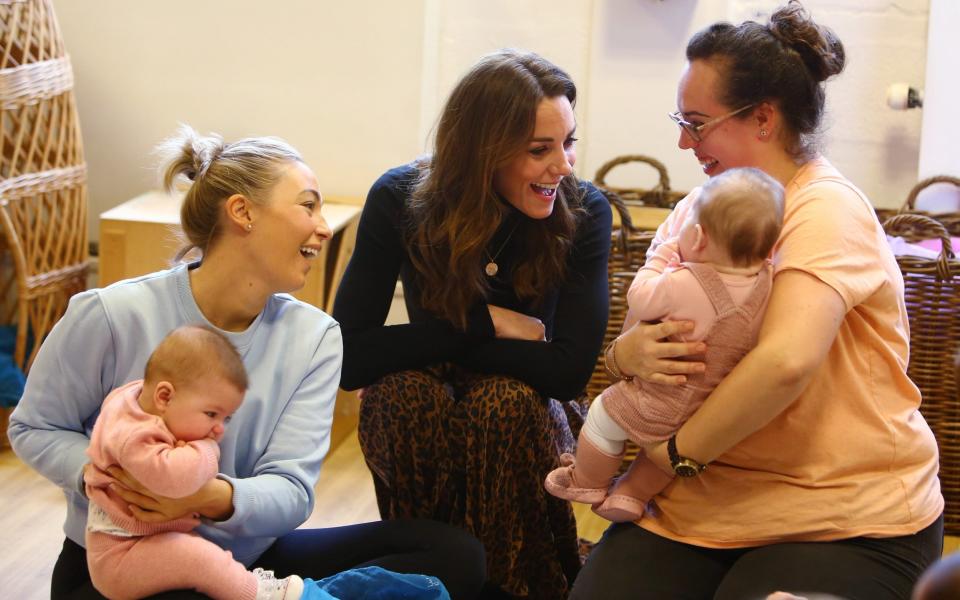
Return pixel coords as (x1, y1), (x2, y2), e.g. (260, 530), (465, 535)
(593, 452), (674, 522)
(87, 530), (259, 600)
(544, 395), (628, 503)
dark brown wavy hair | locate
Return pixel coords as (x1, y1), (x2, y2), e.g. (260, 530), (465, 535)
(686, 0), (846, 160)
(407, 49), (584, 329)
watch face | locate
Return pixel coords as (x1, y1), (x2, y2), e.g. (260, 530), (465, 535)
(675, 462), (700, 478)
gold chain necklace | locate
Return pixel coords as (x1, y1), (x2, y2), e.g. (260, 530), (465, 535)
(484, 220), (521, 277)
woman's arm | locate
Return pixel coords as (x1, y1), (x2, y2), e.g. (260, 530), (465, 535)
(333, 166), (481, 390)
(647, 177), (877, 470)
(455, 185), (613, 399)
(107, 464), (236, 522)
(646, 269), (846, 471)
(8, 292), (116, 497)
(210, 322), (343, 537)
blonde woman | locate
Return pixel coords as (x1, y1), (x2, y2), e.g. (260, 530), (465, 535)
(10, 126), (485, 599)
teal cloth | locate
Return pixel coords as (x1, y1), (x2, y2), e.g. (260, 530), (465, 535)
(0, 325), (25, 407)
(302, 566), (451, 600)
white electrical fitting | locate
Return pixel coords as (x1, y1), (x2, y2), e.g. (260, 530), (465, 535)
(886, 83), (924, 110)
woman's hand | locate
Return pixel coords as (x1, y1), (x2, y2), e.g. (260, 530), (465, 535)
(106, 466), (234, 523)
(487, 305), (546, 341)
(616, 321), (706, 385)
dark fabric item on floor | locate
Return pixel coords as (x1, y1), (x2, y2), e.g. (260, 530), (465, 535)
(0, 325), (26, 408)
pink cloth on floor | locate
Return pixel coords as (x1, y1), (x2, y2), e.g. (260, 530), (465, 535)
(915, 237), (960, 254)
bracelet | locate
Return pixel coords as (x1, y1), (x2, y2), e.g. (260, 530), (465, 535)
(603, 336), (633, 382)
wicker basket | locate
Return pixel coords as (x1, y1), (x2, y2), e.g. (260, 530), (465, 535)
(882, 213), (960, 533)
(876, 176), (960, 240)
(0, 0), (88, 372)
(594, 155), (687, 209)
(584, 189), (655, 401)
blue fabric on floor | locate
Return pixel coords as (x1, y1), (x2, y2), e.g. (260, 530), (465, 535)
(302, 566), (451, 600)
(0, 325), (25, 407)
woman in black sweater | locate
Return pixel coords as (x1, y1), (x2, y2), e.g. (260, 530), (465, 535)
(333, 49), (611, 599)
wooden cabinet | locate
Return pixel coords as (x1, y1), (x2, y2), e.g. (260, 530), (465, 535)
(99, 190), (362, 313)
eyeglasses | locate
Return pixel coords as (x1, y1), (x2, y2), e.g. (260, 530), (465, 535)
(667, 104), (755, 143)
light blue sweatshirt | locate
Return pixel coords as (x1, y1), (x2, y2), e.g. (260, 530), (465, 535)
(9, 264), (342, 565)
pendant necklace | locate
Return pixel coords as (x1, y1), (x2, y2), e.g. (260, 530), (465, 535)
(484, 219), (521, 277)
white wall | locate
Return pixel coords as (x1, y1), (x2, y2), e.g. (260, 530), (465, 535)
(53, 0), (428, 239)
(51, 0), (935, 240)
(919, 0), (959, 177)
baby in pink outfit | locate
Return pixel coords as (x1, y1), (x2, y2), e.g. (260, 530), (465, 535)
(546, 167), (785, 522)
(84, 325), (303, 600)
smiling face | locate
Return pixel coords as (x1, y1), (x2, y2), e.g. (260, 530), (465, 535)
(492, 95), (577, 220)
(247, 161), (332, 294)
(675, 60), (761, 178)
(158, 376), (244, 442)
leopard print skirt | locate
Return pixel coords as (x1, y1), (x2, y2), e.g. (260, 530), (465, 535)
(359, 363), (583, 599)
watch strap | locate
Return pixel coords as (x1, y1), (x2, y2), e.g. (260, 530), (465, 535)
(667, 434), (706, 476)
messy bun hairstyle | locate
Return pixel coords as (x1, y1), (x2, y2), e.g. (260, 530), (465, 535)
(157, 125), (302, 261)
(686, 0), (845, 159)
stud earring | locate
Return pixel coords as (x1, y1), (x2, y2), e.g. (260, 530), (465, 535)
(759, 129), (768, 138)
(245, 223), (253, 231)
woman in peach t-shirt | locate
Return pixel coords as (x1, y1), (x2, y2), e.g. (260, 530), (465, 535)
(571, 2), (943, 599)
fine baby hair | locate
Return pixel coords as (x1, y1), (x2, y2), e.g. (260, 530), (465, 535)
(144, 324), (248, 393)
(695, 167), (785, 267)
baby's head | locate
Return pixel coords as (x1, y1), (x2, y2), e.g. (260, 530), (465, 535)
(914, 552), (960, 600)
(140, 325), (248, 442)
(680, 167), (785, 268)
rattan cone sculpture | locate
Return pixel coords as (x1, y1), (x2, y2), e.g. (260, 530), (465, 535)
(0, 0), (88, 372)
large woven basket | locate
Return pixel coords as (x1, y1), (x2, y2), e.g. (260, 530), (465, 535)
(876, 176), (960, 239)
(574, 189), (655, 468)
(584, 189), (656, 402)
(882, 213), (960, 533)
(594, 155), (687, 210)
(0, 0), (88, 373)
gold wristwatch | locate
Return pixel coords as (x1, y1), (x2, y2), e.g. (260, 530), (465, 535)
(668, 434), (707, 478)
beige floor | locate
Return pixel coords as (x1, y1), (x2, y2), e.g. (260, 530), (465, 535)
(2, 433), (956, 599)
(0, 433), (383, 600)
(0, 429), (607, 600)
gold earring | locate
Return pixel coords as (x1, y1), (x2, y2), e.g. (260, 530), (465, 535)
(759, 129), (768, 137)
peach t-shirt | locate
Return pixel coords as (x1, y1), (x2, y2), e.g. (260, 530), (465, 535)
(639, 157), (943, 547)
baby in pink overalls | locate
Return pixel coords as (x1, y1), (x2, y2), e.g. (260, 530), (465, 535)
(546, 167), (784, 522)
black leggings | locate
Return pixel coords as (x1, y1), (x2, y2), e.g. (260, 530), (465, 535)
(52, 519), (486, 600)
(570, 515), (943, 600)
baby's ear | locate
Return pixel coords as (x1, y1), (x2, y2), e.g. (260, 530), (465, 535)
(153, 381), (175, 412)
(694, 224), (709, 250)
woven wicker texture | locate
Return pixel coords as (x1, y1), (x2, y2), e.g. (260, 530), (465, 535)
(876, 176), (960, 239)
(577, 189), (654, 468)
(0, 0), (88, 371)
(883, 213), (960, 534)
(584, 189), (656, 401)
(594, 155), (687, 209)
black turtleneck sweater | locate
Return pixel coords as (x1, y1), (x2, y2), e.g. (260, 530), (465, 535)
(332, 163), (611, 401)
